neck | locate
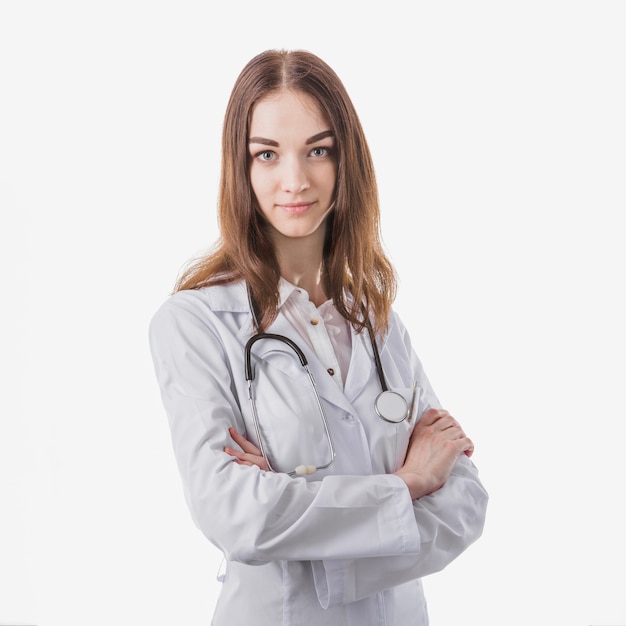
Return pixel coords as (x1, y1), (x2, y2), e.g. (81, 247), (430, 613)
(273, 233), (328, 307)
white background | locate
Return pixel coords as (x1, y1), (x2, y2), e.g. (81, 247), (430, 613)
(1, 2), (625, 625)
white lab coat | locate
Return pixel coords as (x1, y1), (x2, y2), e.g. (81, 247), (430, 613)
(149, 281), (488, 626)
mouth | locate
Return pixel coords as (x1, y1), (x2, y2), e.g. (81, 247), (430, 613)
(277, 202), (314, 215)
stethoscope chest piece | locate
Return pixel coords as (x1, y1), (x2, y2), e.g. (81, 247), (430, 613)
(375, 390), (409, 423)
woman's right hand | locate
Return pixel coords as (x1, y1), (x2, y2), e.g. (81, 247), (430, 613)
(394, 408), (474, 500)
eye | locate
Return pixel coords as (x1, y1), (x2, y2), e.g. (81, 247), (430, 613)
(256, 150), (276, 162)
(310, 146), (330, 157)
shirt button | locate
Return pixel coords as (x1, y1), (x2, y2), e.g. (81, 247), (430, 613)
(327, 368), (335, 376)
(310, 318), (319, 326)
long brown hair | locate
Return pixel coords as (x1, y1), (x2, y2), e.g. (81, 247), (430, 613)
(175, 49), (397, 335)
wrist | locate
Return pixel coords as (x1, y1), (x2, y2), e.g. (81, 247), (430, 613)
(394, 470), (430, 500)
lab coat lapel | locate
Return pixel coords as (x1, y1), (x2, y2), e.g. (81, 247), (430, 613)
(244, 312), (357, 416)
(343, 323), (391, 405)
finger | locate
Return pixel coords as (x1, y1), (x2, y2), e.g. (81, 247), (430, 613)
(419, 408), (450, 426)
(224, 446), (259, 463)
(454, 435), (474, 457)
(228, 427), (263, 455)
(434, 415), (459, 431)
(234, 459), (254, 466)
(446, 424), (472, 446)
(224, 445), (245, 460)
(225, 446), (269, 470)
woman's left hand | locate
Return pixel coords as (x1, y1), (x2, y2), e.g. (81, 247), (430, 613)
(224, 427), (269, 471)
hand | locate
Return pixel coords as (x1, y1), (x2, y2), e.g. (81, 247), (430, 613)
(224, 427), (269, 471)
(394, 408), (474, 500)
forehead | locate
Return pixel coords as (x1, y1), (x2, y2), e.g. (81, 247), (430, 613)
(249, 89), (330, 137)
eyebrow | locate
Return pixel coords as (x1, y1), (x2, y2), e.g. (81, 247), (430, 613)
(248, 130), (334, 147)
(306, 130), (334, 145)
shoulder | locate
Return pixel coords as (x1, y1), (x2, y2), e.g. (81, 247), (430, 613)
(152, 281), (247, 319)
(383, 307), (411, 344)
(149, 281), (250, 344)
(381, 307), (424, 364)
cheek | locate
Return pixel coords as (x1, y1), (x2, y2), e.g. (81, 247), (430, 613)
(311, 163), (336, 195)
(249, 167), (271, 202)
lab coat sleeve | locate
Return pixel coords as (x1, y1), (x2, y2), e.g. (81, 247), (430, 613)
(148, 295), (423, 565)
(311, 454), (488, 608)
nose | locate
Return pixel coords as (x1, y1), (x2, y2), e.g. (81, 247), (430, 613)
(280, 157), (310, 193)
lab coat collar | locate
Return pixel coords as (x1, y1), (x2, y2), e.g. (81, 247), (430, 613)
(277, 277), (300, 308)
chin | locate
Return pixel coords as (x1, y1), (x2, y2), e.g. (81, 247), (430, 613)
(273, 219), (328, 240)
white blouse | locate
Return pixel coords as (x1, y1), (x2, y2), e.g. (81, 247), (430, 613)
(277, 278), (352, 390)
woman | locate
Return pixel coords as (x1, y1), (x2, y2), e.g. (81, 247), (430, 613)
(149, 49), (488, 626)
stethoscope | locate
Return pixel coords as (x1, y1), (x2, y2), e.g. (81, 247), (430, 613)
(244, 285), (412, 477)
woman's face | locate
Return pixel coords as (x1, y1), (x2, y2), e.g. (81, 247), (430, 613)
(248, 89), (337, 246)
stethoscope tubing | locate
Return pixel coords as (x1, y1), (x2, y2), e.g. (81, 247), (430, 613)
(245, 333), (307, 380)
(245, 331), (336, 476)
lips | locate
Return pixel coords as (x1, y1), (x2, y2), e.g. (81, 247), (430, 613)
(277, 202), (314, 215)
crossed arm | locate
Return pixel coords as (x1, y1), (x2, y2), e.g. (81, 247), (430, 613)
(225, 407), (474, 500)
